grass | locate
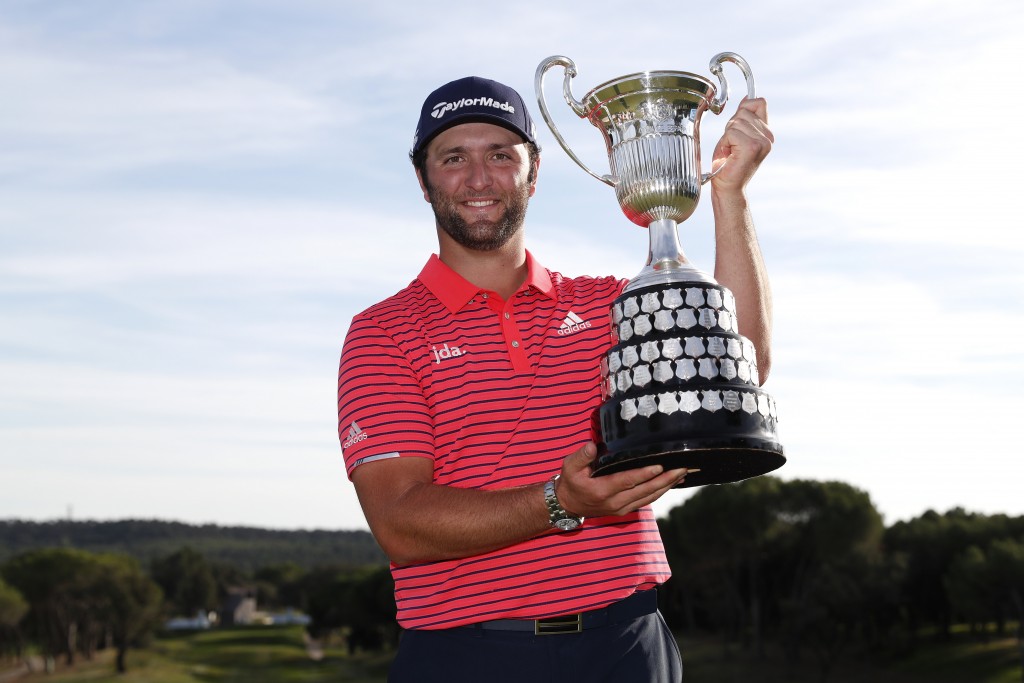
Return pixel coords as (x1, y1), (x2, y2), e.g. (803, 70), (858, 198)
(5, 625), (1021, 683)
(6, 626), (392, 683)
(678, 631), (1023, 683)
(887, 636), (1022, 683)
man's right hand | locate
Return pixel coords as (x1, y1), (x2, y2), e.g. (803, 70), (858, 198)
(555, 442), (688, 519)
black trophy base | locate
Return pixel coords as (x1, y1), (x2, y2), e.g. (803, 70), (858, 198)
(593, 438), (785, 488)
(595, 279), (785, 488)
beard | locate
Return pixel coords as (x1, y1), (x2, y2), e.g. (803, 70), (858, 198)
(424, 177), (531, 252)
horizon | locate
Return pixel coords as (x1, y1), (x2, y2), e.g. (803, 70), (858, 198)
(2, 494), (1015, 534)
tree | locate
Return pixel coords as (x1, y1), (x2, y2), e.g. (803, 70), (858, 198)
(883, 508), (1024, 642)
(945, 545), (996, 637)
(254, 562), (306, 610)
(2, 548), (162, 673)
(91, 555), (163, 673)
(1, 548), (97, 665)
(150, 547), (217, 618)
(659, 476), (784, 655)
(343, 567), (397, 652)
(660, 475), (890, 679)
(986, 539), (1024, 680)
(768, 479), (884, 671)
(788, 555), (893, 683)
(0, 578), (29, 659)
(303, 565), (397, 653)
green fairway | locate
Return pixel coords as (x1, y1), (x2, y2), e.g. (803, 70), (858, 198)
(7, 625), (1020, 683)
(8, 626), (392, 683)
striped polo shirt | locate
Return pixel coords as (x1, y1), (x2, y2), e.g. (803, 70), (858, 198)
(337, 251), (671, 629)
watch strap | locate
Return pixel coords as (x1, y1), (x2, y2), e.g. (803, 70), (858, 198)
(544, 475), (584, 531)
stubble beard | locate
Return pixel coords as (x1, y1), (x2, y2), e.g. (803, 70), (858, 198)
(424, 178), (531, 252)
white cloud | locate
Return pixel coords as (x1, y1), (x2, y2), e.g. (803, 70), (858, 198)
(0, 192), (435, 293)
(0, 32), (336, 178)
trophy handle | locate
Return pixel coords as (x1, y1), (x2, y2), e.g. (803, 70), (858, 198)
(708, 52), (756, 113)
(702, 52), (757, 183)
(535, 55), (616, 187)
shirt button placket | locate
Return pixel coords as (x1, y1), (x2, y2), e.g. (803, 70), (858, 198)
(503, 304), (528, 371)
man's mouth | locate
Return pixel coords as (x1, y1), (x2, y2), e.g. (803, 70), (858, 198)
(464, 199), (499, 208)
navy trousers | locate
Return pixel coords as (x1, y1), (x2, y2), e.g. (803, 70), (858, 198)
(387, 610), (683, 683)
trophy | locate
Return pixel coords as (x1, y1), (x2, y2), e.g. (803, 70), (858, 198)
(535, 53), (785, 487)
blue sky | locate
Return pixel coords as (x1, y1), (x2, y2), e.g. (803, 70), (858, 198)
(2, 0), (1022, 530)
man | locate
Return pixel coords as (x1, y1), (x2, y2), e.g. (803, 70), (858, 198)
(338, 75), (774, 682)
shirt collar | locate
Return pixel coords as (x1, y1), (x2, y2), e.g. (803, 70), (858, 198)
(418, 250), (556, 313)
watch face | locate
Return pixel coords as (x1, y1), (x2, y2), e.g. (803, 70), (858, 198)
(555, 517), (581, 531)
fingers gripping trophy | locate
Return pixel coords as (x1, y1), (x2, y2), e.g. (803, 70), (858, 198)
(535, 53), (785, 488)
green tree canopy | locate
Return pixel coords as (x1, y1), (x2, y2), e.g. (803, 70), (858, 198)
(0, 577), (28, 629)
(92, 554), (164, 673)
(1, 547), (162, 673)
(150, 546), (217, 617)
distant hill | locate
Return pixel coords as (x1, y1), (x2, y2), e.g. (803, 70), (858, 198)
(0, 519), (386, 571)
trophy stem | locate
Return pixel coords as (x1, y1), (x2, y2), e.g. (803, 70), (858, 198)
(624, 219), (715, 292)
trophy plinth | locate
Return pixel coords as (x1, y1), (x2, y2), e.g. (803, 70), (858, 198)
(536, 53), (785, 487)
(594, 278), (784, 487)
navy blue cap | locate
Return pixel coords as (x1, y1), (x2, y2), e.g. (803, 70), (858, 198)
(411, 76), (537, 156)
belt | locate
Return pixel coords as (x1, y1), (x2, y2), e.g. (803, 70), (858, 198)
(465, 590), (657, 635)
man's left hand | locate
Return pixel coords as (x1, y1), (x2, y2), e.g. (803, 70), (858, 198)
(709, 97), (774, 196)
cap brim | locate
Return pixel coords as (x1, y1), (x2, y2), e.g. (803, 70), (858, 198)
(415, 112), (533, 155)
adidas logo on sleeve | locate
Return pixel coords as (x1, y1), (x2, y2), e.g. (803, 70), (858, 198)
(342, 422), (368, 449)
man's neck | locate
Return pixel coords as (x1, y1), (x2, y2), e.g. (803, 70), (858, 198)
(437, 234), (528, 301)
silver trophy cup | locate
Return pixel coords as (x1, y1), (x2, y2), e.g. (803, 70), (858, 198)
(536, 53), (785, 487)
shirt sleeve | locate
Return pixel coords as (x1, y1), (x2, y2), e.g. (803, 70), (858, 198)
(337, 312), (435, 478)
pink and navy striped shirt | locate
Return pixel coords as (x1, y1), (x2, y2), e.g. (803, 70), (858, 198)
(337, 251), (671, 629)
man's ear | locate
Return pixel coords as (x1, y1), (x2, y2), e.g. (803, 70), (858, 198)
(528, 155), (540, 197)
(415, 168), (431, 203)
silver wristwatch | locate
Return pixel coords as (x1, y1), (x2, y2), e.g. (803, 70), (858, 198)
(544, 475), (584, 531)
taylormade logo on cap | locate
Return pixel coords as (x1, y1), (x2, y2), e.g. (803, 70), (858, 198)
(430, 97), (516, 120)
(411, 76), (536, 156)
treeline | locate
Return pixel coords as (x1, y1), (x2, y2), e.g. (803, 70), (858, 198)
(0, 544), (394, 674)
(0, 519), (385, 570)
(658, 477), (1024, 679)
(2, 479), (1023, 679)
(0, 519), (390, 673)
(0, 549), (162, 673)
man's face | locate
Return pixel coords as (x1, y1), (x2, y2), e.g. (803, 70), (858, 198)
(417, 122), (538, 252)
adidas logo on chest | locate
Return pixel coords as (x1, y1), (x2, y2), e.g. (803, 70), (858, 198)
(557, 311), (592, 336)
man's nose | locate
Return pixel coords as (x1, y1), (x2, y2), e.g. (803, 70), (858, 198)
(464, 160), (492, 190)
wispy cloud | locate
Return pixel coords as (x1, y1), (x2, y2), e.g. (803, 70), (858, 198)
(0, 32), (336, 182)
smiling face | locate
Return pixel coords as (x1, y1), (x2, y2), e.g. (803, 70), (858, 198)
(417, 122), (539, 253)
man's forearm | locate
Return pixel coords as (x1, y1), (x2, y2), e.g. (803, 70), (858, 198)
(354, 442), (685, 566)
(711, 189), (773, 381)
(360, 478), (552, 566)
